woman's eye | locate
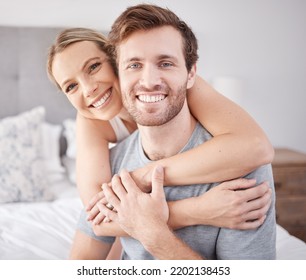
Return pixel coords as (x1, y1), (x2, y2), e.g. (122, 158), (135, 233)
(65, 83), (77, 94)
(89, 62), (101, 72)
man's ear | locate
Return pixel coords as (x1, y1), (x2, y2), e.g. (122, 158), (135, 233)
(187, 64), (197, 89)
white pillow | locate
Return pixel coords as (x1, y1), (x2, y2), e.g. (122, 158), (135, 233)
(63, 119), (76, 159)
(62, 155), (76, 184)
(62, 119), (77, 184)
(41, 122), (65, 174)
(0, 107), (53, 203)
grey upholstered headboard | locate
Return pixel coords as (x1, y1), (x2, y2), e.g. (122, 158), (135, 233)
(0, 26), (76, 124)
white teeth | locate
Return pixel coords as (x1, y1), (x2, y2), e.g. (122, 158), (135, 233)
(92, 90), (111, 108)
(138, 95), (165, 103)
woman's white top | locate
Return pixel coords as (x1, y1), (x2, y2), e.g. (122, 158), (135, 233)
(109, 116), (131, 142)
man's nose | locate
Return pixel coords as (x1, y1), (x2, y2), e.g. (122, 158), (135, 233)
(139, 65), (161, 90)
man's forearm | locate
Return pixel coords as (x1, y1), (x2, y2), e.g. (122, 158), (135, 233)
(92, 210), (204, 260)
(141, 226), (203, 260)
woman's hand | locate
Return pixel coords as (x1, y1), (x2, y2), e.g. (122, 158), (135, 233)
(129, 165), (153, 193)
(86, 187), (111, 225)
(85, 166), (154, 224)
(184, 178), (272, 229)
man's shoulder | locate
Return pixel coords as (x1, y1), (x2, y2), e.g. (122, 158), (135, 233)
(196, 122), (213, 138)
(109, 130), (140, 170)
(182, 122), (213, 152)
(245, 163), (274, 186)
(111, 130), (139, 153)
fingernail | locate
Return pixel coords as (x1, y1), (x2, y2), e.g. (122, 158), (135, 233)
(156, 165), (163, 173)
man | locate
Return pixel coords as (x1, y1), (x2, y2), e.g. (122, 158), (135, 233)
(76, 4), (276, 259)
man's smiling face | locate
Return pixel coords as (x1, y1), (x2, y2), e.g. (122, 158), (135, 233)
(117, 26), (196, 126)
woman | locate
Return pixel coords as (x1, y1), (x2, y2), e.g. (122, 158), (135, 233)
(47, 28), (273, 259)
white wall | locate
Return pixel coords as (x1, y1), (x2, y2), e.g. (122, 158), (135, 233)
(1, 0), (305, 153)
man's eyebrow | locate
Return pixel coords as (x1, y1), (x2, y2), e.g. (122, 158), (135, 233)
(122, 57), (142, 65)
(122, 54), (179, 65)
(157, 54), (179, 62)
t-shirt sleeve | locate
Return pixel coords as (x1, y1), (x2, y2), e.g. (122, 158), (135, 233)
(216, 164), (276, 259)
(77, 208), (116, 244)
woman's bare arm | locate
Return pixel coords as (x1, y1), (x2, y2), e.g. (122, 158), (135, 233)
(74, 113), (121, 259)
(75, 113), (116, 205)
(131, 76), (274, 190)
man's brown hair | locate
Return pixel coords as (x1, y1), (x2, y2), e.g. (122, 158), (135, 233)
(108, 4), (199, 71)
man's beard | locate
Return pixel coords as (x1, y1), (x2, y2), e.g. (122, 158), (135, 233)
(122, 83), (187, 126)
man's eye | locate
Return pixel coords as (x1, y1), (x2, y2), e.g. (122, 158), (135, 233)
(65, 83), (77, 94)
(160, 62), (173, 68)
(128, 63), (141, 69)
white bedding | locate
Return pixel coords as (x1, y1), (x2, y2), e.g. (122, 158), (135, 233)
(0, 180), (306, 260)
(1, 173), (306, 260)
(0, 174), (82, 260)
(276, 224), (306, 260)
(0, 197), (81, 259)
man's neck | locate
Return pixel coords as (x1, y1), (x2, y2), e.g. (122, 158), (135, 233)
(139, 101), (197, 161)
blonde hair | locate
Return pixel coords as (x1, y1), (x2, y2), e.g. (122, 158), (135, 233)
(47, 27), (116, 89)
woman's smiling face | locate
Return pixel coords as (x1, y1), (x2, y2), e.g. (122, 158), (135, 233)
(52, 40), (122, 121)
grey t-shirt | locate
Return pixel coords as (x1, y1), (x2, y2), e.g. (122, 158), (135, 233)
(78, 122), (276, 259)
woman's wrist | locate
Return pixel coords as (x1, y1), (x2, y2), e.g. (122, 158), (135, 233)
(168, 197), (201, 229)
(130, 165), (153, 192)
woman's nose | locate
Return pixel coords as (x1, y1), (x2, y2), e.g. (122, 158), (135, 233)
(81, 79), (98, 97)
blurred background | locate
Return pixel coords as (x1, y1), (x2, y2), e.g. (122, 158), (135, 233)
(0, 0), (305, 153)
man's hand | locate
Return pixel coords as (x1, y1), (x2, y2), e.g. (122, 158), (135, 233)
(98, 166), (169, 243)
(97, 166), (202, 259)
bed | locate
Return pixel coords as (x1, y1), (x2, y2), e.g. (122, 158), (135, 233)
(0, 26), (306, 260)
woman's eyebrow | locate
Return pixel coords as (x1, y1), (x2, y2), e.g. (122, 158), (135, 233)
(81, 57), (101, 71)
(61, 57), (103, 88)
